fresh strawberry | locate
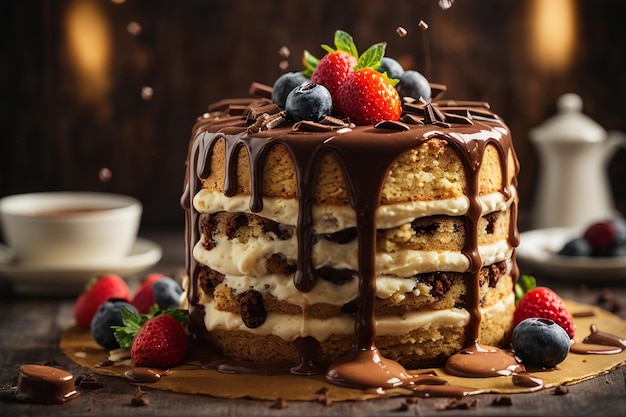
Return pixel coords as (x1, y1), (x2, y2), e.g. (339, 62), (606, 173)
(131, 273), (165, 314)
(514, 275), (575, 339)
(114, 307), (189, 369)
(308, 30), (358, 97)
(335, 67), (402, 125)
(311, 51), (358, 97)
(73, 274), (129, 328)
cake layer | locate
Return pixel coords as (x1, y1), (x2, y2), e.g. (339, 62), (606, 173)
(200, 137), (516, 206)
(196, 291), (515, 368)
(193, 188), (516, 233)
(193, 229), (513, 277)
(207, 266), (513, 319)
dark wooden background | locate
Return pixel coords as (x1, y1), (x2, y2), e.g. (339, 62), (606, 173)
(2, 0), (626, 231)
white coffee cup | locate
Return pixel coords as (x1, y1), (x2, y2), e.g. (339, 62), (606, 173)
(0, 192), (142, 265)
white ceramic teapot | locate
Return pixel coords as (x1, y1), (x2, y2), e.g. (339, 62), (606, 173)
(530, 93), (625, 230)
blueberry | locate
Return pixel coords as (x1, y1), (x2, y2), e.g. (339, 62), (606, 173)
(594, 240), (626, 257)
(377, 57), (405, 80)
(152, 276), (183, 310)
(609, 216), (626, 244)
(512, 318), (571, 368)
(557, 237), (592, 257)
(91, 299), (137, 350)
(396, 70), (431, 102)
(271, 72), (309, 109)
(285, 83), (332, 122)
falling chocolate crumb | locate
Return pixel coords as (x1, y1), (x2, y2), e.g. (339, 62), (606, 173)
(98, 167), (112, 183)
(396, 26), (407, 37)
(491, 396), (513, 406)
(278, 46), (290, 58)
(75, 374), (104, 390)
(436, 398), (478, 411)
(418, 20), (429, 30)
(279, 60), (289, 70)
(554, 384), (569, 395)
(127, 21), (142, 35)
(130, 386), (149, 406)
(141, 86), (154, 101)
(270, 397), (288, 409)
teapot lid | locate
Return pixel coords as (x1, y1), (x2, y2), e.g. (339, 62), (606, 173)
(530, 93), (606, 143)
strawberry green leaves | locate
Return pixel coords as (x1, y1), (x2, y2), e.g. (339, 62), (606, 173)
(113, 305), (188, 349)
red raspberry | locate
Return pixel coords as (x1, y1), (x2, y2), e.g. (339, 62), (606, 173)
(583, 221), (616, 250)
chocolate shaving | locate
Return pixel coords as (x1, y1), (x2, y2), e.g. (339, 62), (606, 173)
(130, 386), (149, 406)
(293, 120), (335, 132)
(270, 397), (289, 409)
(553, 384), (569, 395)
(227, 104), (249, 116)
(246, 103), (281, 123)
(430, 83), (447, 100)
(319, 115), (352, 127)
(395, 402), (410, 411)
(315, 387), (333, 406)
(375, 120), (411, 131)
(264, 111), (287, 130)
(400, 114), (425, 125)
(437, 398), (478, 410)
(491, 396), (513, 406)
(75, 374), (104, 390)
(248, 82), (273, 99)
(247, 114), (270, 133)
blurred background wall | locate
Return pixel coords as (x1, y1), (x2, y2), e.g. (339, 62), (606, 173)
(1, 0), (625, 231)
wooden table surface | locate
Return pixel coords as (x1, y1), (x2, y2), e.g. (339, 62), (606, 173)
(1, 229), (626, 417)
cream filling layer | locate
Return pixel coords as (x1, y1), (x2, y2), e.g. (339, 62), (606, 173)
(193, 235), (513, 277)
(193, 188), (516, 233)
(201, 293), (514, 342)
(219, 273), (435, 307)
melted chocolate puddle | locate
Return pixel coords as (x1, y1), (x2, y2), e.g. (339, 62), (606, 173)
(570, 324), (626, 355)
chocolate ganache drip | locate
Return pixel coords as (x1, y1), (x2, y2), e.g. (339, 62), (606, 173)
(181, 83), (520, 389)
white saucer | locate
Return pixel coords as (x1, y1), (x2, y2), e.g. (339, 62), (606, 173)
(517, 227), (626, 282)
(0, 238), (163, 296)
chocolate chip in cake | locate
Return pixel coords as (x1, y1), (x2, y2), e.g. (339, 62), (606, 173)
(198, 266), (225, 295)
(418, 272), (454, 301)
(265, 253), (296, 274)
(316, 267), (356, 285)
(239, 290), (267, 328)
(484, 212), (498, 234)
(199, 213), (218, 250)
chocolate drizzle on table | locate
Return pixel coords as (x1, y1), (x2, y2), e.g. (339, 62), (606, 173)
(181, 82), (521, 391)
